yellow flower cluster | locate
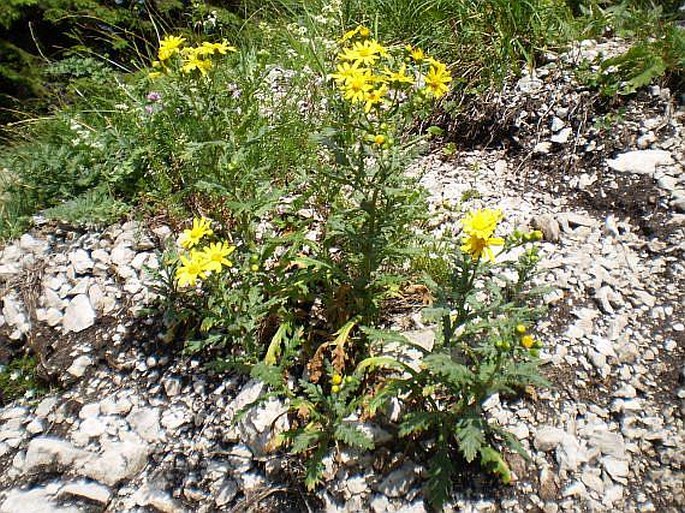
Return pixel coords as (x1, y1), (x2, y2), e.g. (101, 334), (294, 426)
(151, 35), (237, 78)
(331, 26), (452, 112)
(514, 324), (542, 355)
(175, 217), (235, 287)
(460, 208), (505, 263)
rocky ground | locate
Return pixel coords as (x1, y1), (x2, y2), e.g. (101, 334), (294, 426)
(0, 38), (684, 512)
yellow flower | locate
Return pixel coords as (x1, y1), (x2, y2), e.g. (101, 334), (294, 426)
(195, 40), (237, 57)
(212, 40), (237, 54)
(460, 234), (504, 263)
(367, 39), (389, 57)
(201, 241), (235, 273)
(338, 40), (386, 66)
(158, 35), (186, 61)
(340, 25), (371, 42)
(406, 44), (425, 62)
(462, 209), (503, 239)
(373, 134), (386, 145)
(331, 374), (343, 385)
(179, 217), (214, 249)
(363, 85), (388, 113)
(521, 335), (535, 349)
(176, 250), (209, 287)
(330, 61), (364, 85)
(515, 324), (527, 335)
(383, 64), (414, 85)
(424, 61), (452, 98)
(197, 42), (218, 56)
(181, 54), (213, 75)
(342, 70), (374, 103)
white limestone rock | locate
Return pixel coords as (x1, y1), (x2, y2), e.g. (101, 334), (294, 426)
(62, 294), (95, 333)
(59, 480), (112, 504)
(606, 149), (673, 175)
(66, 356), (93, 378)
(126, 407), (162, 442)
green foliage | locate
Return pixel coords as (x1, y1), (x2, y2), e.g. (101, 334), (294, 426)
(343, 0), (575, 90)
(0, 354), (46, 404)
(573, 1), (685, 95)
(41, 186), (129, 227)
(364, 225), (548, 508)
(283, 373), (374, 489)
(0, 1), (568, 505)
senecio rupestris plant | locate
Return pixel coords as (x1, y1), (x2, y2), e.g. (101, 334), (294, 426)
(363, 209), (548, 508)
(156, 19), (548, 510)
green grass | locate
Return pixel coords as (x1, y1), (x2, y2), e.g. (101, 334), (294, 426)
(343, 0), (575, 90)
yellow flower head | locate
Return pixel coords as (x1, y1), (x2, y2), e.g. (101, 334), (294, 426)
(330, 61), (364, 85)
(338, 39), (386, 66)
(176, 250), (209, 287)
(424, 60), (452, 98)
(158, 35), (186, 61)
(515, 324), (527, 335)
(373, 134), (386, 145)
(340, 25), (371, 42)
(201, 241), (236, 273)
(182, 55), (213, 75)
(462, 209), (503, 239)
(179, 217), (214, 249)
(406, 44), (425, 62)
(196, 40), (237, 57)
(212, 40), (237, 55)
(342, 70), (374, 103)
(460, 234), (504, 263)
(521, 335), (535, 349)
(363, 85), (388, 113)
(383, 64), (414, 85)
